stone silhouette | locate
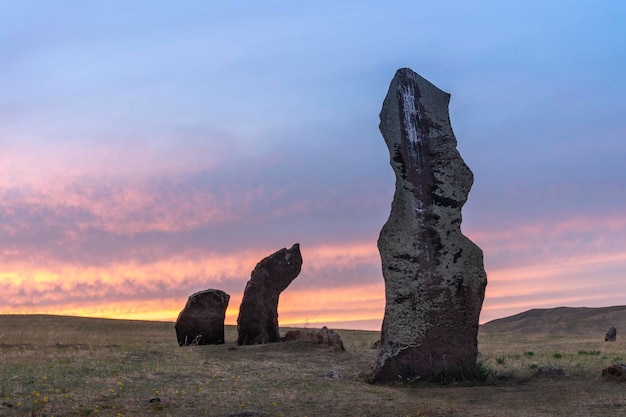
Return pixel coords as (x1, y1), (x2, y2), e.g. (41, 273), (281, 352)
(175, 289), (230, 346)
(237, 243), (302, 345)
(370, 68), (487, 383)
(605, 326), (617, 342)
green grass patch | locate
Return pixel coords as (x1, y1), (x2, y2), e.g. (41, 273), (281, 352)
(577, 350), (601, 356)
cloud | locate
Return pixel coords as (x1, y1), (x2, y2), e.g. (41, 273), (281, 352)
(2, 1), (625, 332)
(2, 130), (625, 330)
(0, 126), (389, 311)
(0, 124), (392, 266)
(476, 215), (626, 323)
(0, 239), (385, 327)
(466, 213), (626, 270)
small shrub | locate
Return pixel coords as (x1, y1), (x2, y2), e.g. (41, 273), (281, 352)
(613, 356), (624, 362)
(524, 351), (535, 357)
(495, 356), (506, 365)
(436, 361), (495, 386)
(552, 352), (563, 359)
(528, 363), (538, 370)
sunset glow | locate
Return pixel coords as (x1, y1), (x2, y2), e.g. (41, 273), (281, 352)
(2, 2), (625, 331)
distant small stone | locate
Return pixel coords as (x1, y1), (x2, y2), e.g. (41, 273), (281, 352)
(149, 397), (161, 403)
(602, 363), (626, 380)
(605, 326), (617, 342)
(533, 365), (566, 378)
(228, 346), (238, 351)
(326, 370), (344, 379)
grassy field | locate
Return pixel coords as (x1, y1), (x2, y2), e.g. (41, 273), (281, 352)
(1, 315), (625, 417)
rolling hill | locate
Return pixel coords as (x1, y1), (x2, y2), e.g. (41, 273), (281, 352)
(480, 305), (626, 337)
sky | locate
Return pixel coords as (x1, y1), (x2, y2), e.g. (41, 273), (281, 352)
(1, 1), (625, 330)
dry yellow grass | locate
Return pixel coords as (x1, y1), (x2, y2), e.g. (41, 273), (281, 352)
(0, 314), (625, 416)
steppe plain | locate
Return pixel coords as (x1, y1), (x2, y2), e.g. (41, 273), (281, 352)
(1, 307), (625, 417)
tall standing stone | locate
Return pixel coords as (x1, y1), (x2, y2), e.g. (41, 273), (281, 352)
(237, 243), (302, 345)
(370, 68), (487, 383)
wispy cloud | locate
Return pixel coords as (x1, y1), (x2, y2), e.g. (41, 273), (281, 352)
(475, 214), (626, 322)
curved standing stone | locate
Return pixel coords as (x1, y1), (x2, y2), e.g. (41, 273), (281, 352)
(370, 68), (487, 383)
(237, 243), (302, 345)
(175, 289), (230, 346)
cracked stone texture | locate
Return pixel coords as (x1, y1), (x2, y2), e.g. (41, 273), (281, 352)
(370, 68), (487, 383)
(237, 243), (302, 345)
(175, 289), (230, 346)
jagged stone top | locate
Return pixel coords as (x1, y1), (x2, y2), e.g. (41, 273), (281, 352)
(379, 67), (473, 215)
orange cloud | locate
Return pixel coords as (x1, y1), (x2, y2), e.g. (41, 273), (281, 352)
(4, 217), (626, 330)
(0, 242), (385, 328)
(3, 142), (626, 333)
(479, 242), (626, 323)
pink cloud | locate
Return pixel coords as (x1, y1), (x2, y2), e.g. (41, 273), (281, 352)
(2, 139), (625, 330)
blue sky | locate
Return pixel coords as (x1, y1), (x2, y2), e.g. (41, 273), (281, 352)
(1, 1), (625, 329)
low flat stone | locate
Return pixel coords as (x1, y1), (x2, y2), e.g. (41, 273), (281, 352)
(283, 326), (346, 351)
(602, 363), (626, 380)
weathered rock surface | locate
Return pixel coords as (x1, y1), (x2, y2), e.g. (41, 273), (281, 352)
(602, 363), (626, 380)
(605, 326), (617, 341)
(237, 244), (302, 345)
(283, 326), (346, 351)
(370, 68), (487, 383)
(175, 289), (230, 346)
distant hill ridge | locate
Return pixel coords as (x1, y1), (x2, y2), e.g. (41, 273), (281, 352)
(480, 306), (626, 337)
